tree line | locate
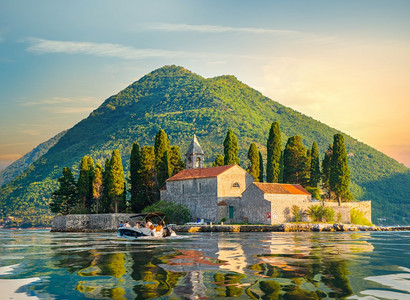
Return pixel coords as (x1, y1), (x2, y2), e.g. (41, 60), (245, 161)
(49, 129), (184, 215)
(214, 122), (352, 205)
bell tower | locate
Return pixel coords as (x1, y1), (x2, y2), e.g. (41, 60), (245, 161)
(185, 134), (204, 169)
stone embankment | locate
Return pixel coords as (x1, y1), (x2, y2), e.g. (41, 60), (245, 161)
(172, 223), (410, 233)
(51, 214), (410, 232)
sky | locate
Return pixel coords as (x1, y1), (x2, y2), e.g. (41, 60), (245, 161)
(0, 0), (409, 170)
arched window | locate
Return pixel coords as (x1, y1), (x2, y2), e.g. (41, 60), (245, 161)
(232, 182), (240, 188)
(195, 157), (201, 168)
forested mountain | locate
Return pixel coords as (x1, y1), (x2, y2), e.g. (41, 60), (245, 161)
(0, 66), (408, 225)
(0, 130), (66, 187)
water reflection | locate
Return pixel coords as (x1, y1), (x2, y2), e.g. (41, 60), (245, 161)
(0, 230), (409, 299)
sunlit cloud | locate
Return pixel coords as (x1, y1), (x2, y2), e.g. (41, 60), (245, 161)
(20, 129), (40, 136)
(25, 38), (196, 59)
(20, 96), (100, 106)
(149, 23), (301, 36)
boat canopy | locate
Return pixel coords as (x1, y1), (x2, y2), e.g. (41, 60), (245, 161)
(130, 212), (166, 219)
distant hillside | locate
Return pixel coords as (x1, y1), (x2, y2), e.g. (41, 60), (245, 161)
(0, 130), (66, 187)
(0, 66), (408, 225)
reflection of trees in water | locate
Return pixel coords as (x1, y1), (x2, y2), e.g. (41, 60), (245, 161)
(214, 272), (246, 297)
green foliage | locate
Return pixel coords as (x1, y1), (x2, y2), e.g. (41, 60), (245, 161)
(142, 200), (191, 224)
(266, 121), (281, 183)
(258, 151), (264, 182)
(321, 144), (333, 200)
(1, 65), (409, 225)
(107, 150), (126, 213)
(350, 208), (372, 226)
(291, 205), (304, 222)
(77, 156), (94, 213)
(155, 130), (171, 187)
(308, 205), (335, 222)
(247, 143), (260, 181)
(330, 134), (352, 205)
(213, 154), (224, 167)
(129, 142), (143, 212)
(223, 129), (240, 165)
(283, 136), (310, 187)
(306, 186), (322, 201)
(139, 146), (157, 207)
(310, 141), (321, 187)
(92, 164), (103, 213)
(49, 167), (78, 215)
(169, 146), (185, 175)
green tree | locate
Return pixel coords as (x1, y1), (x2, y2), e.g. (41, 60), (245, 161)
(92, 164), (103, 214)
(266, 121), (282, 183)
(330, 134), (352, 205)
(258, 151), (264, 182)
(107, 149), (125, 213)
(140, 146), (157, 206)
(310, 141), (321, 187)
(77, 156), (94, 213)
(142, 200), (191, 224)
(247, 143), (260, 181)
(50, 167), (78, 215)
(130, 142), (143, 212)
(169, 146), (185, 175)
(155, 130), (171, 187)
(283, 136), (310, 187)
(101, 157), (112, 213)
(213, 154), (224, 167)
(223, 129), (240, 165)
(321, 144), (333, 200)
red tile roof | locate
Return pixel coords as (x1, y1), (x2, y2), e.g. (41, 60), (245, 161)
(253, 182), (310, 195)
(167, 165), (237, 182)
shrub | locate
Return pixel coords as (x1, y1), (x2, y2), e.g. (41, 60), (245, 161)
(142, 200), (191, 224)
(350, 208), (372, 226)
(322, 207), (335, 222)
(291, 205), (303, 222)
(308, 205), (335, 222)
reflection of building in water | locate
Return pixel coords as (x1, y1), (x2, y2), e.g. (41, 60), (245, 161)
(173, 271), (207, 300)
(217, 240), (247, 274)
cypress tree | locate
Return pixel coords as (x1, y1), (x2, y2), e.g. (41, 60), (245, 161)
(155, 130), (171, 187)
(247, 143), (260, 181)
(130, 142), (143, 212)
(101, 157), (111, 213)
(157, 150), (171, 188)
(330, 134), (352, 205)
(310, 141), (321, 187)
(169, 145), (185, 175)
(50, 167), (78, 215)
(321, 144), (333, 201)
(266, 122), (282, 183)
(92, 163), (103, 214)
(140, 146), (157, 205)
(77, 156), (94, 213)
(258, 151), (264, 182)
(213, 155), (224, 167)
(223, 129), (240, 165)
(107, 149), (125, 213)
(283, 136), (310, 187)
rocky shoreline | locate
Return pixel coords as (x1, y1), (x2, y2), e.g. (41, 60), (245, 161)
(50, 213), (409, 232)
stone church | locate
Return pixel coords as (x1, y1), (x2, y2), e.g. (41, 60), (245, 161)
(161, 135), (371, 224)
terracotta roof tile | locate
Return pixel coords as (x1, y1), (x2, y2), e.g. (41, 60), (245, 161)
(253, 182), (310, 195)
(167, 165), (236, 182)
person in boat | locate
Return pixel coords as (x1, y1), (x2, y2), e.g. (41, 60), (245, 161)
(146, 219), (154, 230)
(134, 222), (140, 228)
(124, 221), (131, 228)
(156, 220), (165, 232)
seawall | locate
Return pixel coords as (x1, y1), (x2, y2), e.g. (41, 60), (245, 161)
(51, 214), (409, 232)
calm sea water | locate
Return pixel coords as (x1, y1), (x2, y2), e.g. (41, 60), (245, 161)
(0, 230), (409, 299)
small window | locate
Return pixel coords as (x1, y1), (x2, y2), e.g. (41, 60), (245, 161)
(195, 157), (201, 168)
(232, 182), (240, 188)
(182, 184), (185, 194)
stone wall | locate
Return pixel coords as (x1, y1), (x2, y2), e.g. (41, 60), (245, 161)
(217, 165), (253, 198)
(241, 185), (271, 224)
(341, 201), (372, 223)
(51, 213), (135, 232)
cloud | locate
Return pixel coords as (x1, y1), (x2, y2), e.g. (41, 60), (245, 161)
(149, 23), (301, 36)
(20, 96), (99, 106)
(25, 38), (194, 59)
(20, 129), (40, 136)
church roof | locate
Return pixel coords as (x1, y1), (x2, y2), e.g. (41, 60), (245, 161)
(167, 165), (236, 182)
(185, 134), (204, 155)
(253, 182), (310, 195)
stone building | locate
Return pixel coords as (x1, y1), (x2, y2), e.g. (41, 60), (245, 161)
(162, 135), (371, 224)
